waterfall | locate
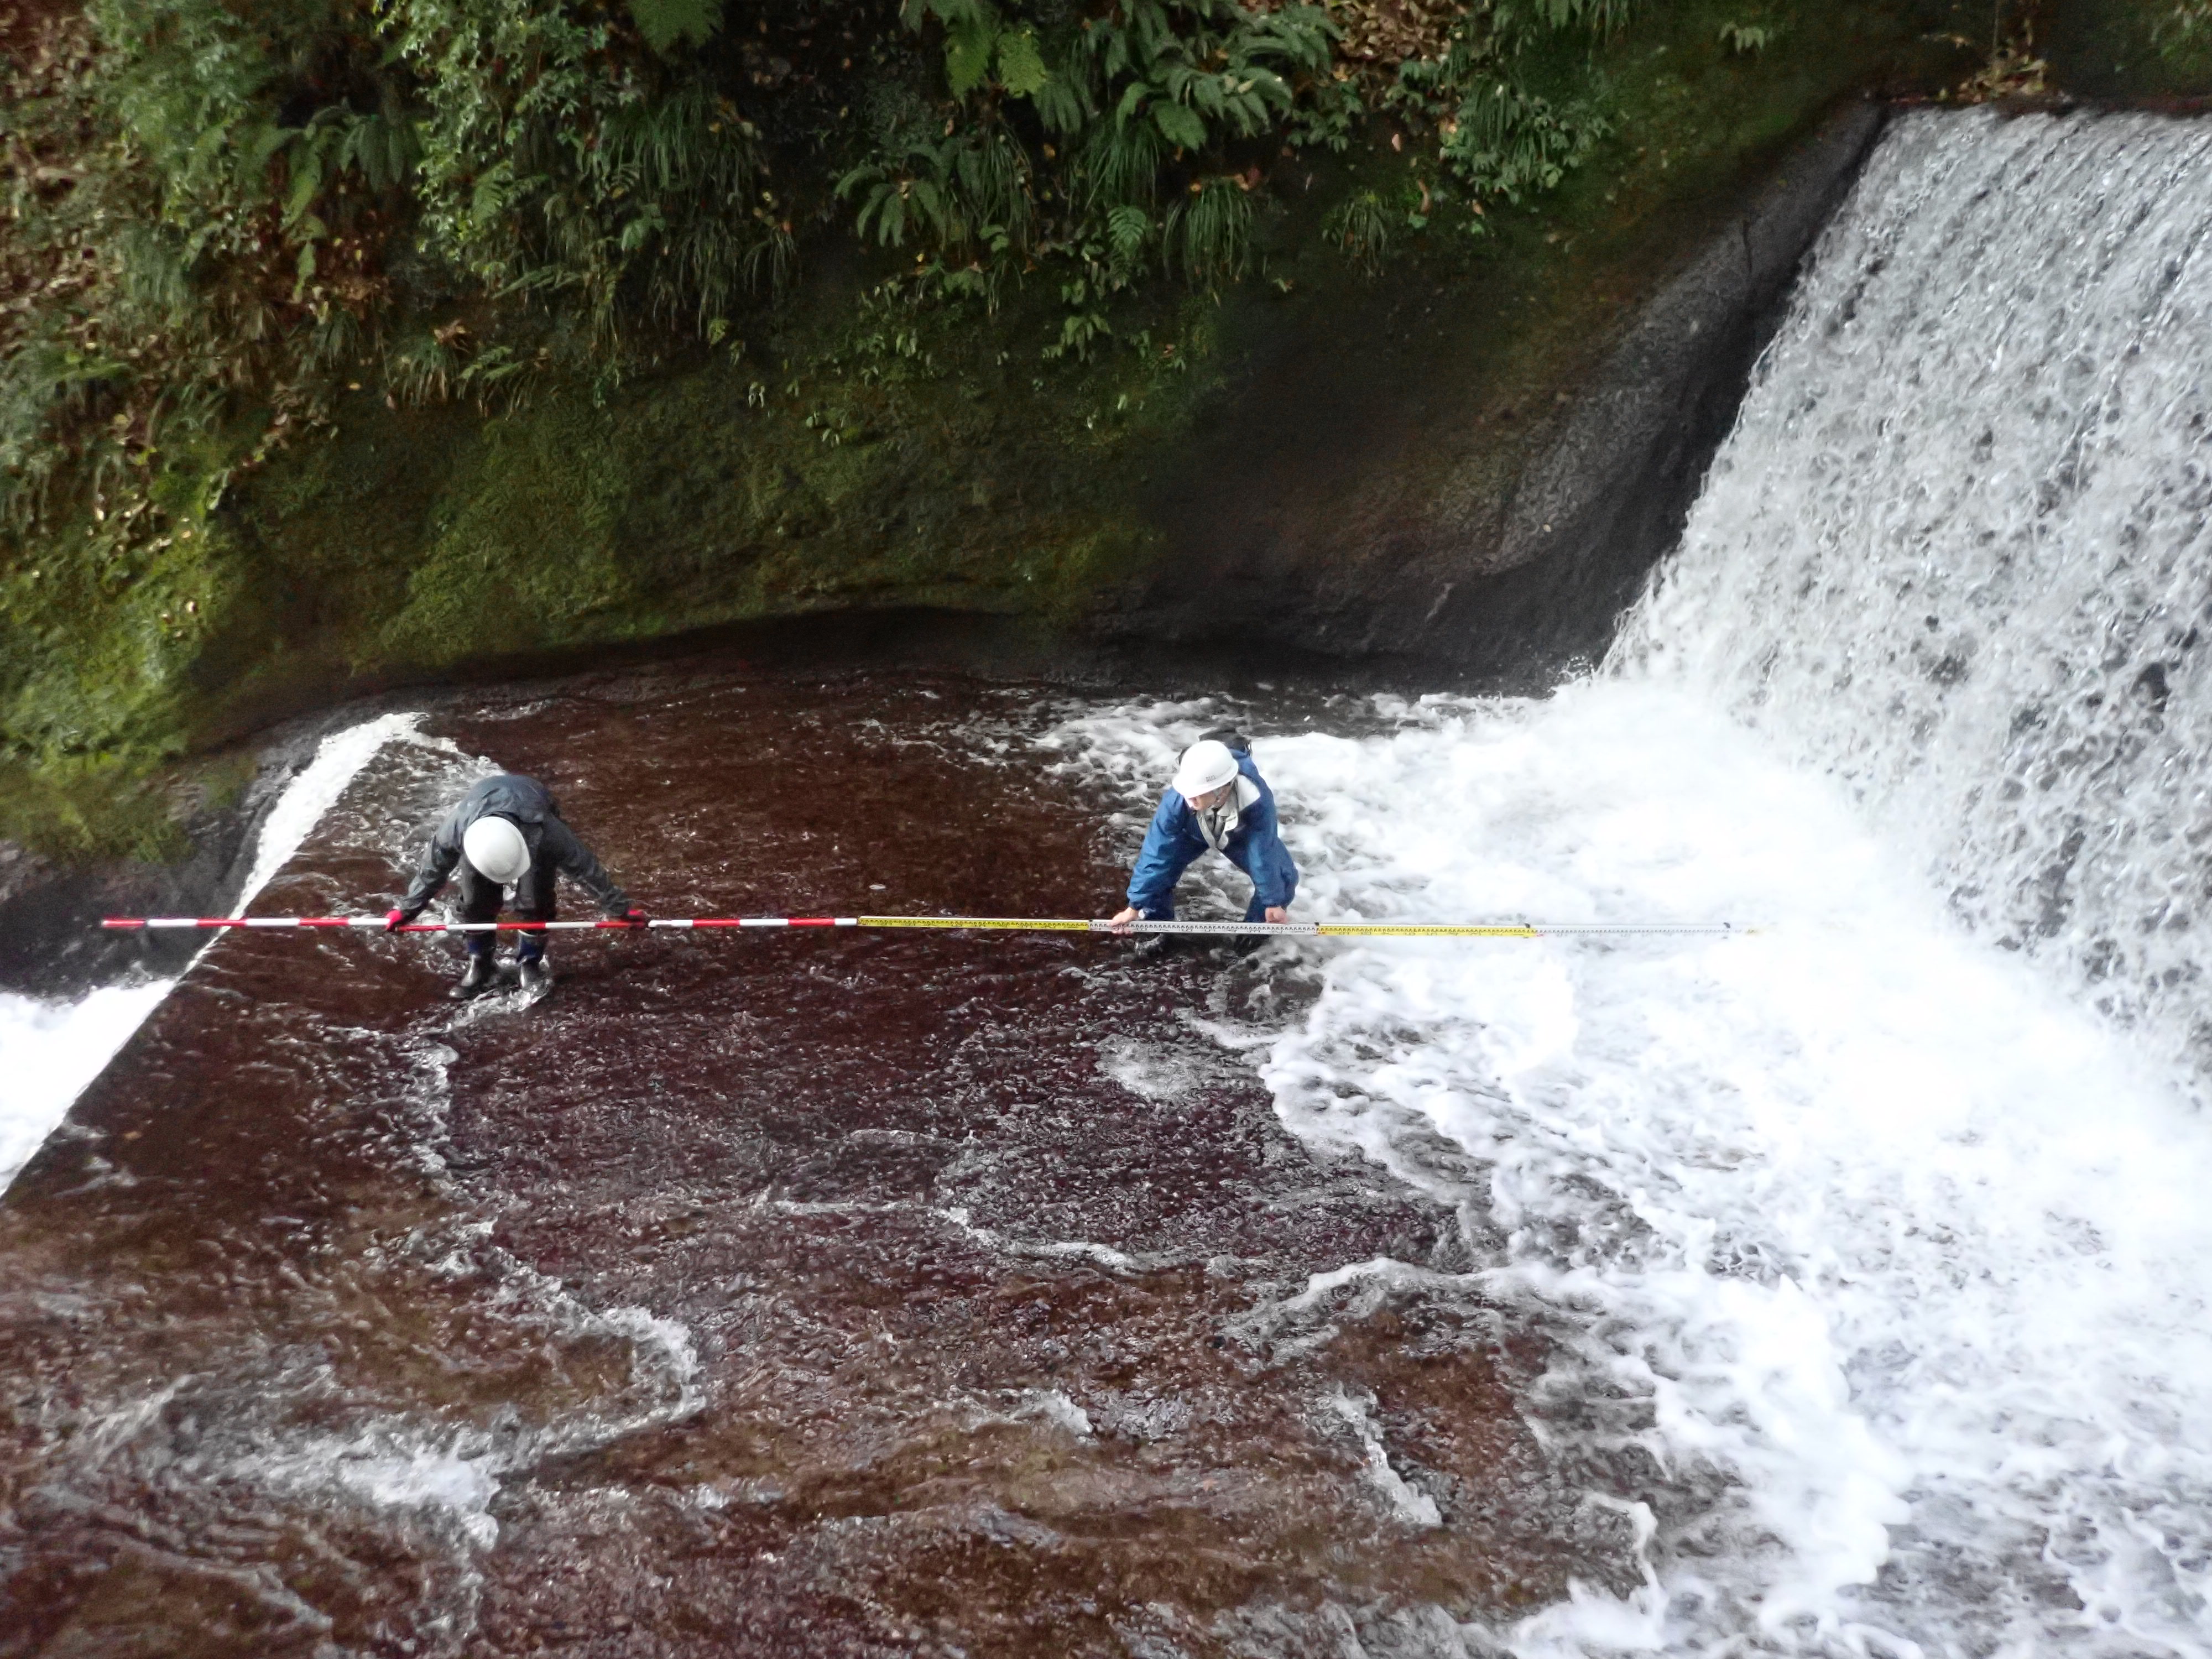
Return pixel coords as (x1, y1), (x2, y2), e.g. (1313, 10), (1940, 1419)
(1060, 108), (2212, 1656)
(1619, 108), (2212, 1084)
(3, 103), (2206, 1657)
(0, 712), (437, 1193)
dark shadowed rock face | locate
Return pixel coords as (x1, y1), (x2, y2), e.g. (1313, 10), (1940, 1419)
(1126, 104), (1888, 684)
(0, 663), (1637, 1656)
(0, 719), (340, 999)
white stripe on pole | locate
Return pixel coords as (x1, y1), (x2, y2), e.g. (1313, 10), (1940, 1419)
(109, 914), (1745, 938)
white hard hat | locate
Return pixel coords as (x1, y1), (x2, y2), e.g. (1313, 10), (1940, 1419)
(1171, 739), (1239, 804)
(462, 816), (531, 885)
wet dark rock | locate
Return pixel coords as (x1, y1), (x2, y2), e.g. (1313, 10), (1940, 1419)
(1125, 102), (1890, 686)
(0, 666), (1623, 1653)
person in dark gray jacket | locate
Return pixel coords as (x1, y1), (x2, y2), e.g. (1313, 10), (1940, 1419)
(386, 774), (645, 998)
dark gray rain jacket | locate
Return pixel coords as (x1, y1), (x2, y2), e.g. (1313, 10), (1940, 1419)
(400, 774), (629, 915)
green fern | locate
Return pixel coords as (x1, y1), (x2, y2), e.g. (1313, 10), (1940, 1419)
(0, 0), (423, 535)
(1392, 0), (1624, 222)
(1105, 203), (1154, 285)
(839, 119), (1036, 259)
(1494, 0), (1635, 38)
(1324, 190), (1391, 275)
(854, 0), (1335, 325)
(1443, 78), (1608, 204)
(628, 0), (723, 55)
(1164, 175), (1253, 290)
(2156, 0), (2212, 56)
(1077, 116), (1166, 211)
(393, 3), (782, 352)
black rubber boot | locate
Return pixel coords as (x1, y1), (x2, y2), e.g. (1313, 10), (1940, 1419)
(517, 957), (554, 996)
(450, 953), (496, 1000)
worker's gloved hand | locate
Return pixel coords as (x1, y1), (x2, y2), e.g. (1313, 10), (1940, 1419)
(384, 906), (420, 933)
(612, 907), (650, 927)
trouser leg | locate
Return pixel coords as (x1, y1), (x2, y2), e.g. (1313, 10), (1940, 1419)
(455, 863), (502, 957)
(1128, 894), (1180, 957)
(512, 862), (556, 963)
(1230, 889), (1275, 954)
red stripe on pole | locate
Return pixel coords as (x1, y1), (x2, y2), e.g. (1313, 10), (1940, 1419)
(100, 913), (1745, 940)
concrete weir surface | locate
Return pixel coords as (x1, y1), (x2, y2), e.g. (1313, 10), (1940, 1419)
(0, 664), (1623, 1657)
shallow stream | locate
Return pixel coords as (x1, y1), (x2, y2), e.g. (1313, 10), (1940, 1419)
(5, 107), (2212, 1659)
(1, 671), (1622, 1657)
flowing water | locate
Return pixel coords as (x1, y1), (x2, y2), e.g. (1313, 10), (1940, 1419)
(0, 676), (1610, 1658)
(4, 108), (2211, 1657)
(1621, 107), (2212, 1083)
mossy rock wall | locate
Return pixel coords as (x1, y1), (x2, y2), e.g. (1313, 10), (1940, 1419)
(4, 0), (2208, 867)
(51, 316), (1168, 758)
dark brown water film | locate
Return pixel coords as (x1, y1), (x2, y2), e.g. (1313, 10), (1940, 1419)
(0, 664), (1625, 1658)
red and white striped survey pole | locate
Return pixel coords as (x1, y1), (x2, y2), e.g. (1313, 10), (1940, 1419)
(101, 914), (1741, 939)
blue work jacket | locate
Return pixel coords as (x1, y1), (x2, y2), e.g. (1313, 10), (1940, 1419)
(1125, 750), (1299, 917)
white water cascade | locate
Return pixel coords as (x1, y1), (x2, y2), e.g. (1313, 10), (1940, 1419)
(0, 712), (437, 1194)
(1588, 105), (2212, 1656)
(1622, 108), (2212, 1082)
(1, 103), (2204, 1656)
(1056, 108), (2212, 1656)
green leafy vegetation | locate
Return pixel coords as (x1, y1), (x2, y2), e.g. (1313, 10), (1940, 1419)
(3, 0), (2206, 859)
(0, 0), (1637, 602)
(836, 0), (1338, 325)
(391, 2), (790, 353)
(1389, 1), (1626, 215)
(2154, 0), (2212, 60)
(2036, 0), (2212, 93)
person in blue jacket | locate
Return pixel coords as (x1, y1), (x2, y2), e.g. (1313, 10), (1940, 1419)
(1110, 729), (1298, 937)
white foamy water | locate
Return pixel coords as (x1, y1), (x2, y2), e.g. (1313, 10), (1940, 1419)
(0, 980), (173, 1187)
(1060, 682), (2212, 1656)
(1620, 109), (2212, 1081)
(0, 712), (432, 1194)
(1047, 109), (2212, 1657)
(231, 711), (440, 910)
